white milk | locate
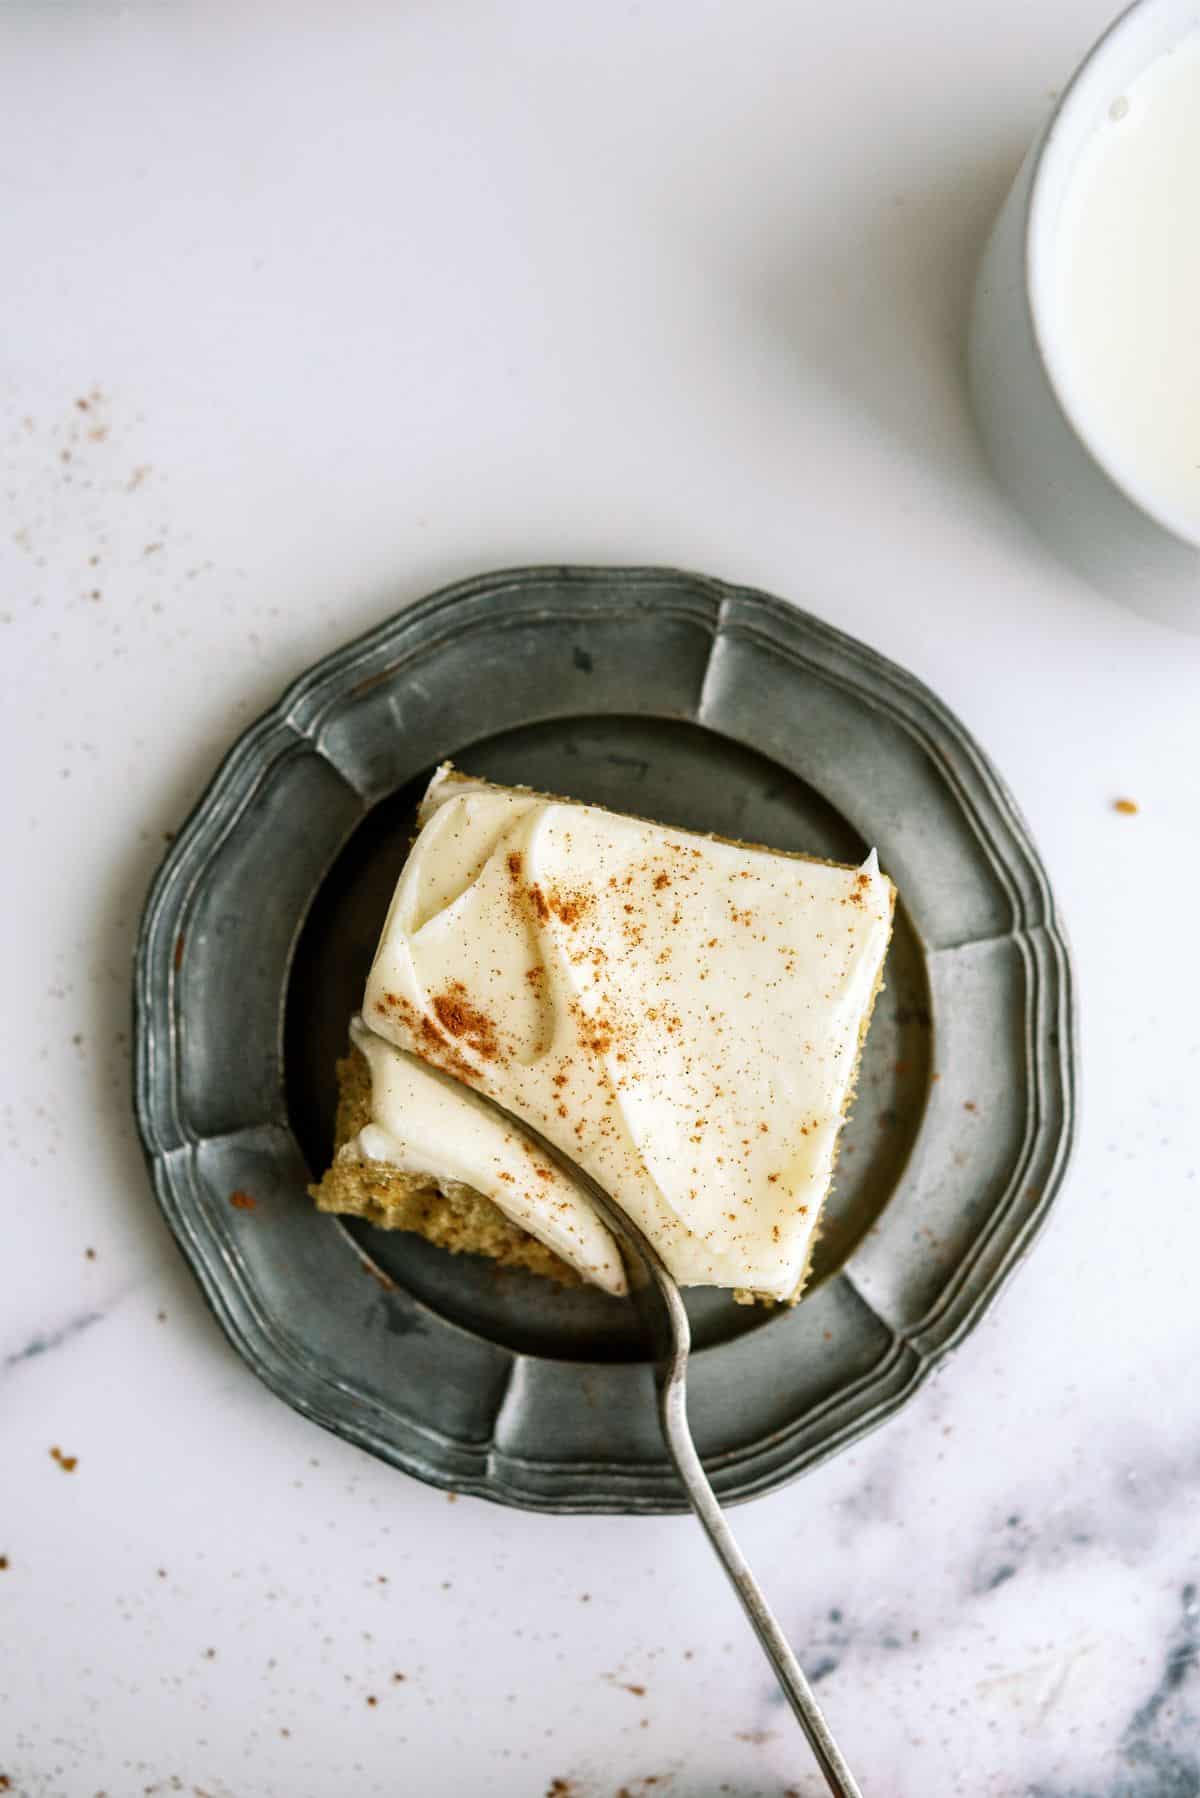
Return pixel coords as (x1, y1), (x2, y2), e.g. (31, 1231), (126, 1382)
(1052, 29), (1200, 536)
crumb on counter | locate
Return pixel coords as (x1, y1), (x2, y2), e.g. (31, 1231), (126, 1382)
(1113, 797), (1139, 815)
(49, 1446), (77, 1473)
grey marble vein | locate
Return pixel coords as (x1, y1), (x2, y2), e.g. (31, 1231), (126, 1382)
(1024, 1584), (1199, 1798)
(3, 1309), (103, 1372)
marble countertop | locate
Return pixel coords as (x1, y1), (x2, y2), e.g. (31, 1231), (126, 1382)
(3, 1), (1199, 1793)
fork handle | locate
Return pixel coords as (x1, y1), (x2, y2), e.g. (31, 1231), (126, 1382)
(457, 1091), (863, 1790)
(657, 1375), (865, 1798)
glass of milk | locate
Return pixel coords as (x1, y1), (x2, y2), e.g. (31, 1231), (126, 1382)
(970, 0), (1200, 631)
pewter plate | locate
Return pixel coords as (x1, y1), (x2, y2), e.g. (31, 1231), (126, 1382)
(133, 567), (1076, 1512)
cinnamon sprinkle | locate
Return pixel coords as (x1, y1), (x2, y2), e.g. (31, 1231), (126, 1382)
(377, 991), (479, 1081)
(432, 984), (501, 1060)
(546, 885), (592, 925)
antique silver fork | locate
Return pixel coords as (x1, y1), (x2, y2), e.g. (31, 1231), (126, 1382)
(481, 1100), (865, 1798)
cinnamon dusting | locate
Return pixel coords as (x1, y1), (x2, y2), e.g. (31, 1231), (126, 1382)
(432, 984), (501, 1060)
(376, 991), (479, 1081)
(546, 885), (592, 925)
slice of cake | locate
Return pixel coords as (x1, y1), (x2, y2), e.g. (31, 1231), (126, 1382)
(312, 766), (895, 1302)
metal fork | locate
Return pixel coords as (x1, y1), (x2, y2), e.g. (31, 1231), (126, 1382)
(483, 1101), (865, 1798)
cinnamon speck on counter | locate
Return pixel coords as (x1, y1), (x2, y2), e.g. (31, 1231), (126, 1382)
(49, 1446), (77, 1473)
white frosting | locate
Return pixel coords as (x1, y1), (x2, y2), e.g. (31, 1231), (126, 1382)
(344, 1016), (626, 1294)
(358, 768), (894, 1299)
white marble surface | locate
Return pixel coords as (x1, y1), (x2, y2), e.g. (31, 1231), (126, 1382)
(3, 2), (1199, 1793)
